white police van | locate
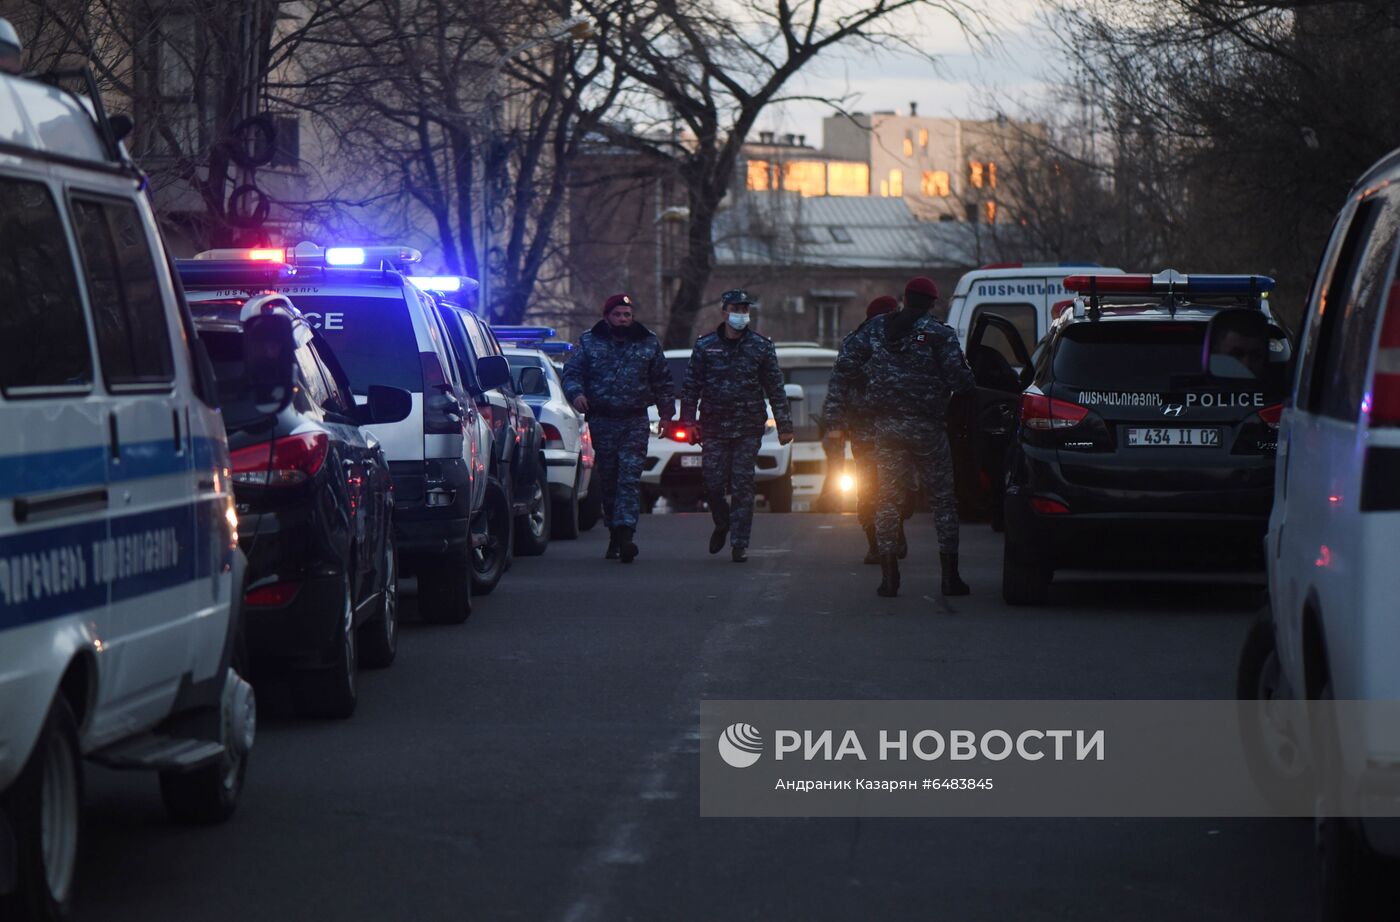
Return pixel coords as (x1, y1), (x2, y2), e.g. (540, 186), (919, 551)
(1, 24), (259, 918)
(945, 263), (1124, 354)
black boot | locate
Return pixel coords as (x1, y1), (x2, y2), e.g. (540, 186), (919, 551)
(876, 553), (900, 598)
(605, 528), (620, 559)
(709, 500), (730, 555)
(940, 552), (970, 596)
(863, 526), (879, 565)
(896, 521), (908, 560)
(731, 545), (748, 563)
(617, 526), (639, 564)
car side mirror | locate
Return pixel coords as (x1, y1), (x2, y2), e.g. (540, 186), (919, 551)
(519, 365), (547, 395)
(360, 385), (413, 425)
(784, 383), (805, 402)
(243, 313), (295, 415)
(1203, 309), (1272, 380)
(476, 354), (510, 391)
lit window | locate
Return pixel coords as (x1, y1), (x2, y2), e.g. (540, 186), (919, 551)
(889, 168), (903, 197)
(879, 180), (890, 197)
(919, 128), (929, 148)
(969, 161), (984, 189)
(903, 137), (913, 157)
(921, 170), (950, 197)
(746, 160), (772, 191)
(988, 162), (998, 189)
(985, 200), (997, 223)
(783, 161), (827, 197)
(827, 162), (869, 196)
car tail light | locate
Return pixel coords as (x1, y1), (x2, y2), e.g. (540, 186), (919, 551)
(245, 581), (301, 607)
(229, 433), (329, 486)
(1369, 282), (1400, 426)
(1030, 497), (1070, 515)
(668, 424), (693, 443)
(541, 422), (565, 449)
(1257, 403), (1284, 428)
(1021, 393), (1089, 430)
(420, 352), (462, 435)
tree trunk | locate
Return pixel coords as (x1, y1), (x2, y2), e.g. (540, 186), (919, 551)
(662, 187), (718, 348)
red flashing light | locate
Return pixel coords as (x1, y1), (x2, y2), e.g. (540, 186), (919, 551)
(229, 433), (329, 486)
(247, 248), (285, 261)
(670, 427), (690, 443)
(245, 581), (301, 607)
(1030, 497), (1071, 515)
(1063, 274), (1155, 294)
(1021, 393), (1089, 430)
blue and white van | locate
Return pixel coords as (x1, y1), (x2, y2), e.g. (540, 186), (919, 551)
(1, 26), (258, 919)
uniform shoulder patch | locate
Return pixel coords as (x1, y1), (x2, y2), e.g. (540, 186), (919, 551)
(914, 332), (930, 345)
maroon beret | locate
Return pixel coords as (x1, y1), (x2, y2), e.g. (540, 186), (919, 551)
(866, 295), (898, 319)
(602, 293), (634, 315)
(904, 276), (939, 299)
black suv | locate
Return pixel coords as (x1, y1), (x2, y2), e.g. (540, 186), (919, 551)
(191, 294), (410, 717)
(981, 272), (1292, 604)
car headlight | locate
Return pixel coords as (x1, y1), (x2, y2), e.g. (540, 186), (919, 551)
(649, 420), (661, 436)
(838, 473), (856, 493)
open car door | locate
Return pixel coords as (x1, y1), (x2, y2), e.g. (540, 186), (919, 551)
(949, 312), (1034, 522)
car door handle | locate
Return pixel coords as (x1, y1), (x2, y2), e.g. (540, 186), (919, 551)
(14, 488), (109, 524)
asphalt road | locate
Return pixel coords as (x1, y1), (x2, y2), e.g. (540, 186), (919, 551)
(75, 513), (1316, 921)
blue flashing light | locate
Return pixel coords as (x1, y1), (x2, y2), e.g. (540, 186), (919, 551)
(493, 325), (557, 341)
(1182, 274), (1275, 294)
(325, 246), (366, 266)
(538, 341), (574, 354)
(175, 259), (296, 286)
(408, 276), (467, 293)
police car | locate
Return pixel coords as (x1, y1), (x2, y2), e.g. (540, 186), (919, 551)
(178, 244), (508, 622)
(643, 349), (802, 512)
(993, 271), (1291, 604)
(1, 32), (256, 916)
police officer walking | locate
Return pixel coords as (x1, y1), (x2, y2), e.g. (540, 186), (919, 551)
(679, 290), (794, 562)
(828, 277), (975, 598)
(563, 293), (674, 563)
(823, 294), (907, 564)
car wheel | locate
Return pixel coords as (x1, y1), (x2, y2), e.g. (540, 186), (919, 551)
(552, 468), (581, 540)
(1002, 531), (1051, 606)
(161, 662), (255, 825)
(578, 477), (603, 531)
(358, 539), (399, 668)
(765, 474), (794, 513)
(472, 479), (510, 595)
(303, 577), (357, 719)
(1316, 679), (1390, 920)
(1235, 610), (1310, 811)
(418, 546), (472, 624)
(514, 468), (551, 556)
(0, 695), (81, 921)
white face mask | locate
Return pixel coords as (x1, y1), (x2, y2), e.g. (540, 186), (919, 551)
(727, 312), (750, 331)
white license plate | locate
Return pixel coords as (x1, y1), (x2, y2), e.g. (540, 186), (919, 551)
(1126, 427), (1222, 447)
(680, 454), (704, 468)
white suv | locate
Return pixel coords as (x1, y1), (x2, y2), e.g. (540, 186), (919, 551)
(642, 349), (800, 512)
(1, 43), (256, 917)
(1241, 147), (1400, 918)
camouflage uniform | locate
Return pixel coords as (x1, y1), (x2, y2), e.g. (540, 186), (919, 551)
(563, 320), (673, 529)
(831, 313), (975, 554)
(824, 318), (886, 528)
(680, 326), (793, 548)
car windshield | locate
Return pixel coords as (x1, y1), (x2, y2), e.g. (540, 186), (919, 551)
(784, 366), (832, 441)
(291, 295), (422, 394)
(1052, 322), (1209, 390)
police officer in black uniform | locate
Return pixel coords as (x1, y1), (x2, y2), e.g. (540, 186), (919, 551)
(679, 290), (794, 562)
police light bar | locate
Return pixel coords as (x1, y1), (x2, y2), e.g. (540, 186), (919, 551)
(493, 326), (558, 341)
(282, 241), (423, 269)
(407, 275), (478, 294)
(176, 259), (297, 286)
(193, 247), (287, 262)
(537, 342), (574, 355)
(1063, 271), (1276, 296)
